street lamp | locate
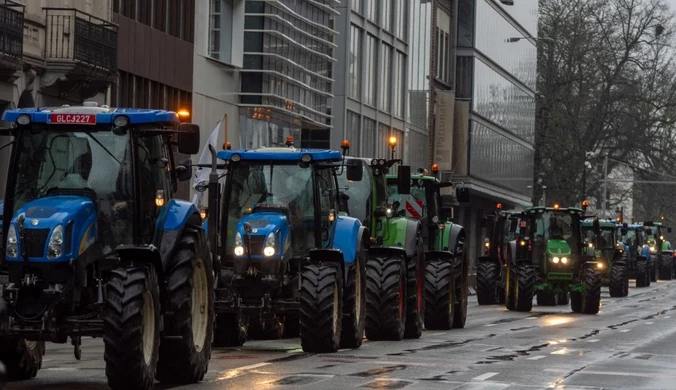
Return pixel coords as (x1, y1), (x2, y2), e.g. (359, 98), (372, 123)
(388, 136), (397, 160)
(505, 36), (555, 43)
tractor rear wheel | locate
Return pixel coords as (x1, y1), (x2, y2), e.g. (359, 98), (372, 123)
(452, 249), (469, 329)
(476, 262), (499, 305)
(609, 263), (628, 297)
(635, 260), (649, 287)
(0, 337), (44, 380)
(404, 238), (425, 339)
(157, 236), (214, 384)
(572, 267), (601, 314)
(213, 313), (247, 347)
(365, 254), (406, 341)
(506, 263), (534, 312)
(300, 264), (343, 352)
(340, 244), (366, 348)
(650, 257), (657, 282)
(423, 259), (454, 330)
(659, 254), (672, 281)
(104, 265), (160, 390)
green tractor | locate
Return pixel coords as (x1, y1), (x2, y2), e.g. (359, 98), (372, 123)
(508, 205), (603, 314)
(641, 221), (673, 281)
(476, 206), (523, 305)
(581, 219), (629, 297)
(385, 166), (471, 330)
(616, 222), (651, 287)
(337, 157), (426, 340)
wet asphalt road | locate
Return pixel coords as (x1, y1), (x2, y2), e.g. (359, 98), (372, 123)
(7, 280), (676, 390)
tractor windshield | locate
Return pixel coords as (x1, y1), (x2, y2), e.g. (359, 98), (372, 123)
(621, 229), (637, 246)
(9, 128), (134, 251)
(388, 180), (428, 220)
(582, 227), (616, 249)
(531, 212), (579, 253)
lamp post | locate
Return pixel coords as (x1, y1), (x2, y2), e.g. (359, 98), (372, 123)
(388, 136), (397, 160)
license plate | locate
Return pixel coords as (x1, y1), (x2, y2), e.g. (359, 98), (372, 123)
(49, 113), (96, 125)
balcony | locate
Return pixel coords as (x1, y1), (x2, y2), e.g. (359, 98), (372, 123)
(0, 2), (24, 81)
(41, 8), (117, 101)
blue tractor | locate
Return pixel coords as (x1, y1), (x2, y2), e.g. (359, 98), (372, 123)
(201, 139), (368, 352)
(0, 104), (214, 390)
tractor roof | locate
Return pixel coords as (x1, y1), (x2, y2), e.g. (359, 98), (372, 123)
(218, 147), (343, 162)
(581, 220), (616, 228)
(386, 174), (439, 183)
(3, 104), (181, 126)
(619, 224), (644, 230)
(524, 206), (584, 214)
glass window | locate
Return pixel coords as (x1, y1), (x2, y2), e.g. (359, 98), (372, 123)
(337, 162), (372, 224)
(209, 0), (234, 63)
(457, 0), (474, 48)
(137, 135), (172, 243)
(352, 0), (362, 13)
(364, 34), (378, 107)
(348, 25), (362, 100)
(382, 0), (392, 32)
(378, 44), (392, 112)
(346, 110), (361, 155)
(393, 51), (405, 118)
(366, 0), (378, 23)
(363, 117), (376, 157)
(11, 128), (134, 252)
(395, 0), (407, 41)
(316, 166), (337, 247)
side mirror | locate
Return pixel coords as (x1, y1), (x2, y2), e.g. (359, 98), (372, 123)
(592, 219), (600, 232)
(346, 161), (363, 182)
(646, 228), (653, 235)
(397, 165), (411, 195)
(178, 123), (200, 155)
(456, 187), (470, 203)
(176, 158), (193, 182)
(621, 228), (628, 236)
(668, 227), (673, 233)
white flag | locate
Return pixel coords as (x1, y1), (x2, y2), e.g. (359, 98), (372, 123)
(191, 119), (225, 206)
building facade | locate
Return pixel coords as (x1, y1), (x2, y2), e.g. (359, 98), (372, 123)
(0, 0), (118, 197)
(454, 0), (538, 258)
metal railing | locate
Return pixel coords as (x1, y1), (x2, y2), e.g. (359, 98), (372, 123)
(0, 1), (24, 60)
(44, 8), (117, 72)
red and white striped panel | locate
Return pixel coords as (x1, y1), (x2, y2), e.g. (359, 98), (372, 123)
(405, 200), (424, 218)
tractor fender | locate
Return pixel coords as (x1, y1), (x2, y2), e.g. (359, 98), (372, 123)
(478, 256), (500, 266)
(447, 223), (466, 258)
(116, 244), (164, 280)
(331, 215), (364, 265)
(383, 217), (423, 258)
(154, 199), (205, 269)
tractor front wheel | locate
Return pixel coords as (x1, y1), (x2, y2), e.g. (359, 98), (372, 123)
(365, 254), (406, 341)
(423, 259), (454, 330)
(104, 265), (160, 390)
(452, 249), (469, 329)
(609, 263), (628, 297)
(571, 267), (601, 314)
(300, 264), (343, 352)
(0, 337), (44, 380)
(505, 263), (534, 312)
(659, 254), (673, 281)
(476, 262), (499, 305)
(156, 236), (214, 384)
(635, 259), (649, 287)
(340, 245), (366, 348)
(404, 239), (425, 339)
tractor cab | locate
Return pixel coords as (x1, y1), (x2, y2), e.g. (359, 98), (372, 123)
(641, 220), (672, 255)
(582, 219), (621, 269)
(640, 220), (673, 281)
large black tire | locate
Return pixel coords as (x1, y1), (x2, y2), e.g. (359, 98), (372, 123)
(104, 265), (160, 390)
(365, 254), (406, 341)
(650, 256), (657, 282)
(404, 238), (425, 339)
(658, 253), (673, 281)
(0, 338), (44, 380)
(558, 292), (569, 305)
(423, 259), (454, 330)
(572, 267), (601, 314)
(476, 262), (499, 305)
(340, 245), (366, 348)
(609, 263), (628, 297)
(452, 248), (469, 329)
(635, 259), (649, 287)
(300, 264), (343, 352)
(536, 291), (557, 306)
(505, 263), (534, 312)
(213, 313), (247, 347)
(156, 236), (214, 384)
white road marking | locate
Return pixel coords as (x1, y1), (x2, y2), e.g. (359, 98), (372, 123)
(645, 321), (654, 324)
(619, 329), (631, 333)
(484, 324), (497, 327)
(544, 368), (568, 373)
(587, 339), (600, 343)
(430, 332), (446, 336)
(527, 355), (546, 360)
(45, 367), (77, 371)
(473, 372), (499, 381)
(236, 362), (271, 371)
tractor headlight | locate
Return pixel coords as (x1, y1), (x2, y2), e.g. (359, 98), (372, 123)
(650, 246), (656, 253)
(6, 224), (17, 258)
(234, 246), (244, 256)
(552, 257), (560, 263)
(385, 208), (393, 218)
(200, 207), (208, 221)
(597, 262), (604, 269)
(234, 231), (244, 256)
(264, 232), (276, 257)
(561, 257), (568, 264)
(47, 225), (64, 259)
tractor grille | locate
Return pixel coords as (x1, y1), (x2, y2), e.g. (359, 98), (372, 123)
(246, 235), (266, 256)
(23, 229), (50, 258)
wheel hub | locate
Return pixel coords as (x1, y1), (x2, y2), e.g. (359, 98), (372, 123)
(142, 290), (155, 365)
(191, 259), (209, 352)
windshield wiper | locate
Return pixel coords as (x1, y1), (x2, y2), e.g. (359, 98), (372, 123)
(86, 133), (121, 165)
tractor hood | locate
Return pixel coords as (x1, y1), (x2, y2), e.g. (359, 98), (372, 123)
(235, 211), (292, 258)
(546, 239), (572, 257)
(12, 196), (95, 229)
